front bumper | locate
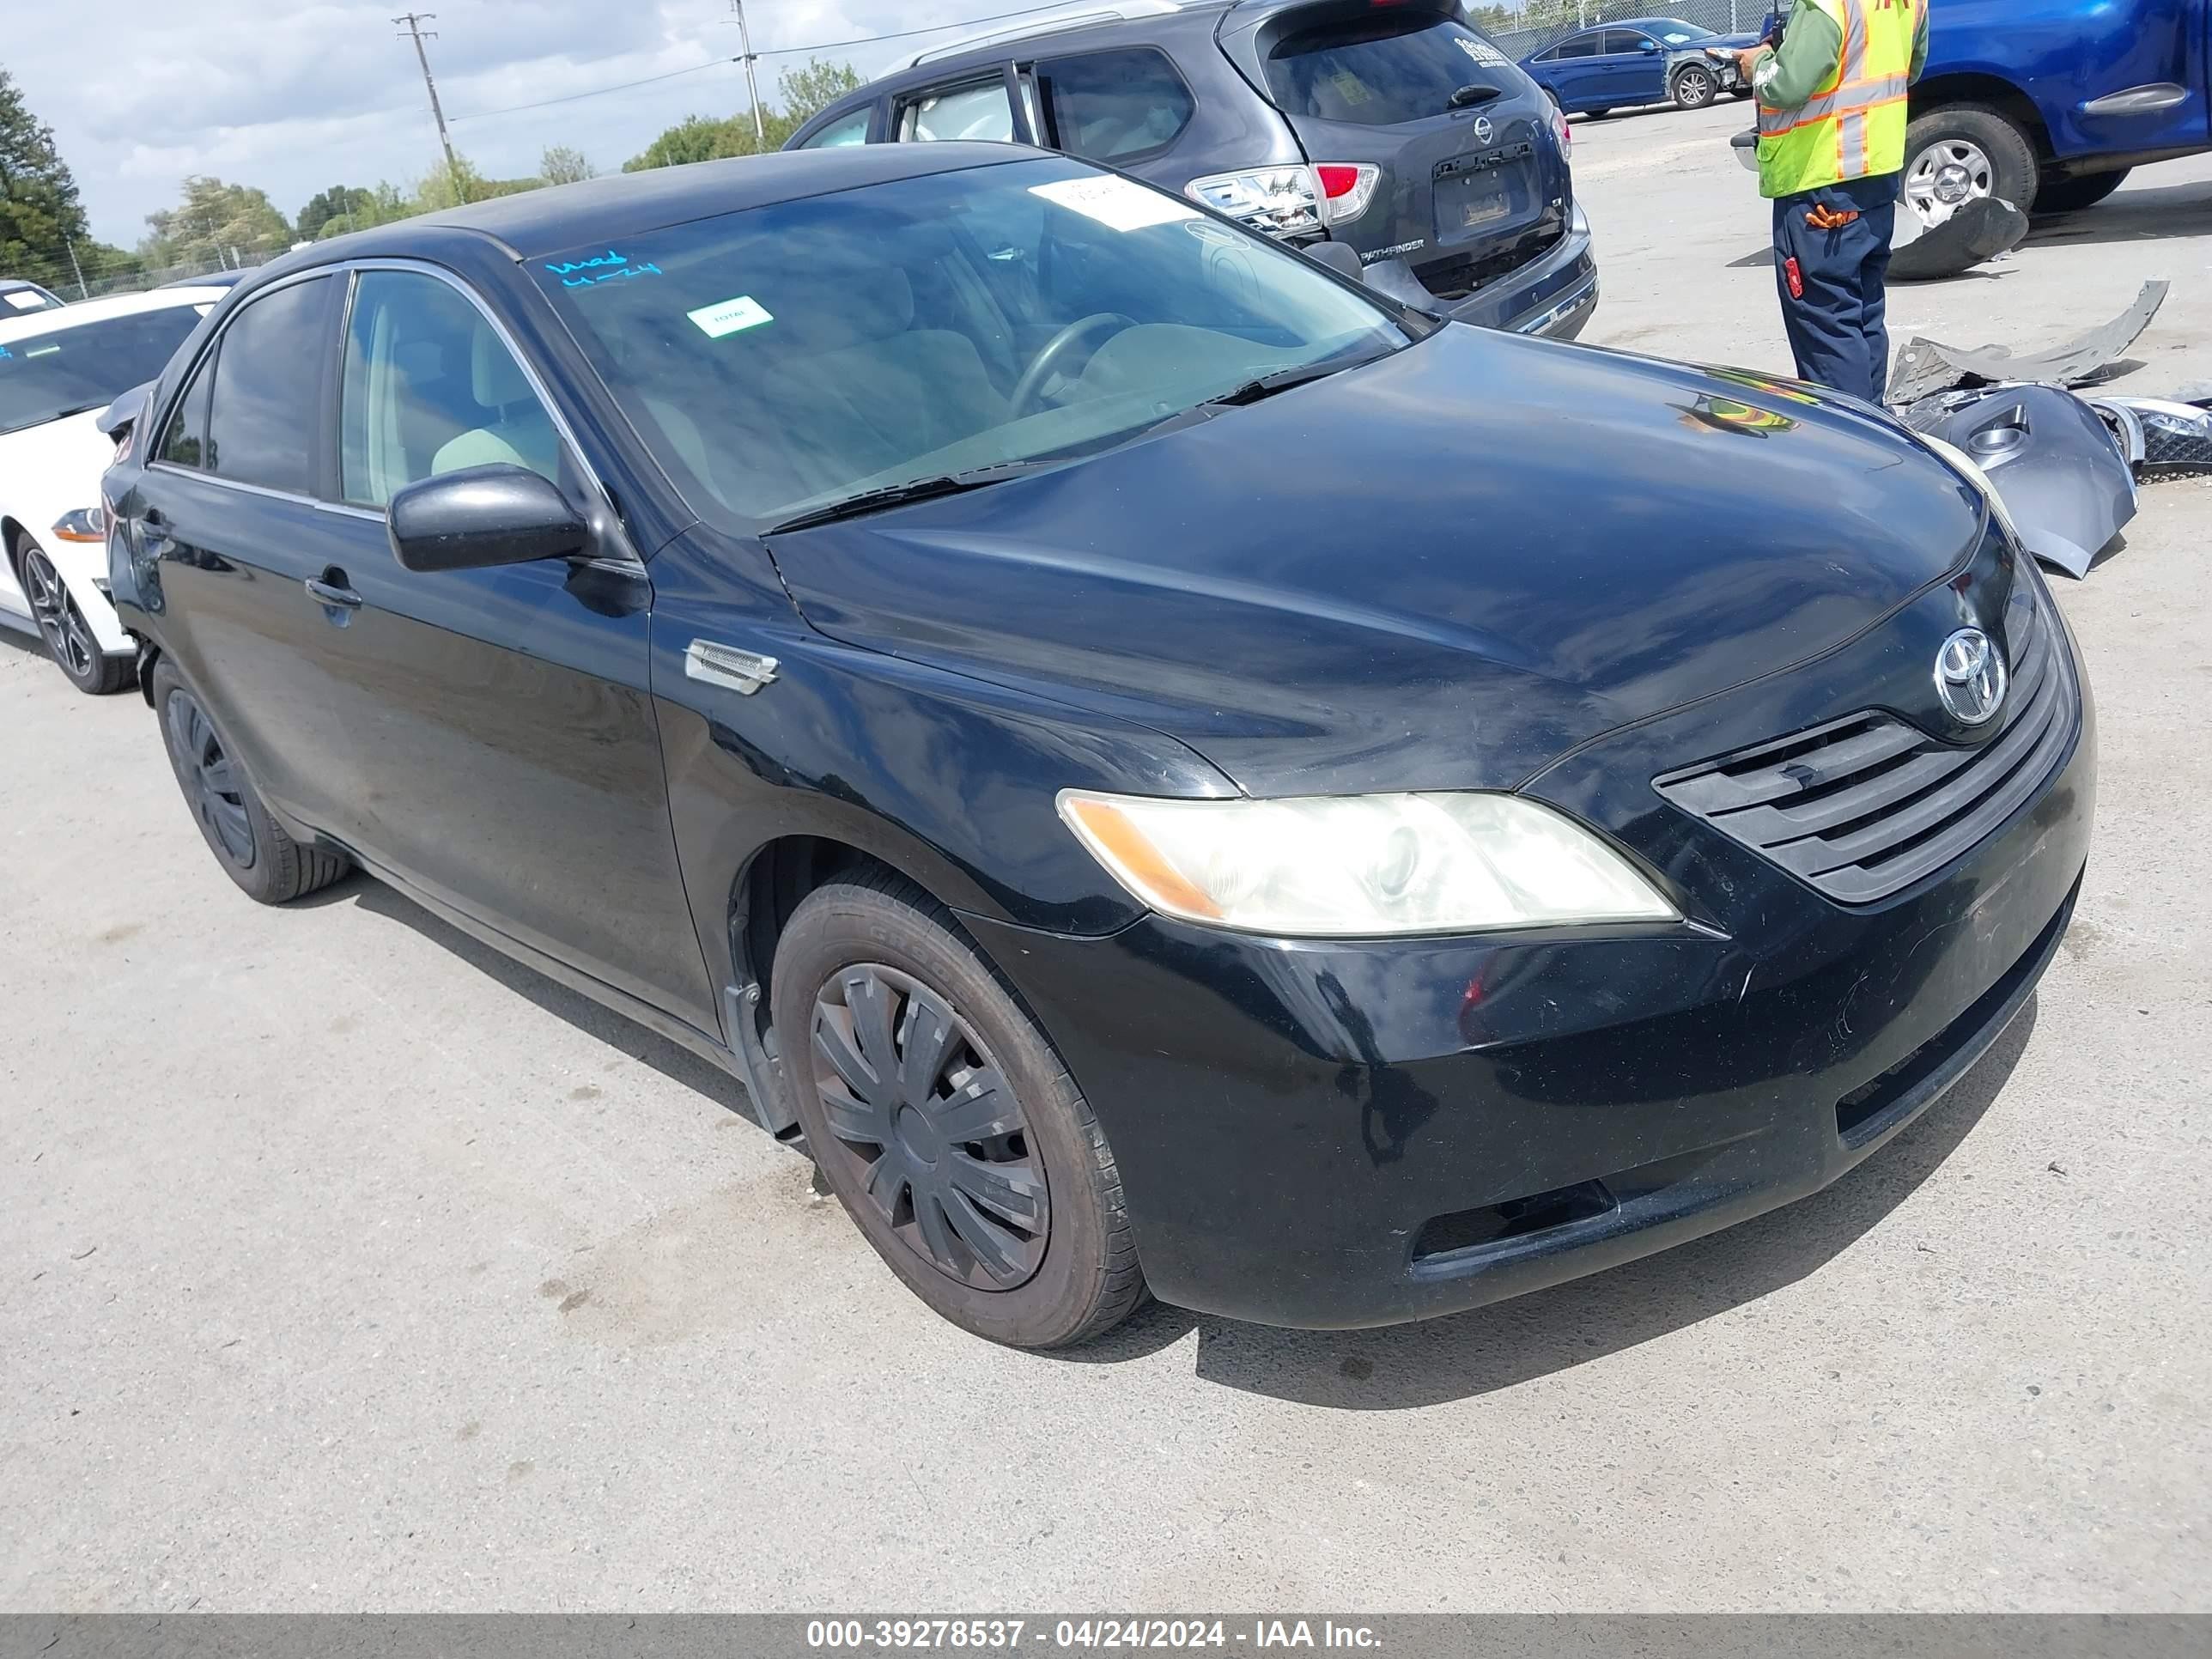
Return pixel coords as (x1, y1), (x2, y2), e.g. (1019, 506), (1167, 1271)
(965, 589), (2094, 1329)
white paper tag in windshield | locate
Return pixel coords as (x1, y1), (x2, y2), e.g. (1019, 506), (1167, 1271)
(4, 290), (45, 310)
(1029, 176), (1196, 233)
(689, 295), (774, 338)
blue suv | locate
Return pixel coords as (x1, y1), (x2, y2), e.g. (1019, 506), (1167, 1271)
(787, 0), (1598, 339)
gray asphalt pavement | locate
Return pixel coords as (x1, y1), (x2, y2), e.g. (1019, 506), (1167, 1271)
(3, 110), (2209, 1613)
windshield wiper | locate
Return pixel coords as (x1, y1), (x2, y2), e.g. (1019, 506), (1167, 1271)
(763, 457), (1062, 534)
(1449, 83), (1502, 109)
(1201, 357), (1377, 410)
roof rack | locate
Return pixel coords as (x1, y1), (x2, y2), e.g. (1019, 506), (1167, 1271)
(884, 0), (1188, 72)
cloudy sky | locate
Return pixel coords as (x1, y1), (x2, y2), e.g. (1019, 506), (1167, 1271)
(9, 0), (999, 246)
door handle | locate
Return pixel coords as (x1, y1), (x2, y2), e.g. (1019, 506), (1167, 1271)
(304, 574), (362, 609)
(137, 508), (174, 557)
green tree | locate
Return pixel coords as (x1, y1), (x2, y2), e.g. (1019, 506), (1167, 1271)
(538, 144), (596, 186)
(140, 176), (294, 270)
(296, 184), (377, 240)
(779, 58), (863, 124)
(314, 182), (408, 238)
(0, 69), (92, 290)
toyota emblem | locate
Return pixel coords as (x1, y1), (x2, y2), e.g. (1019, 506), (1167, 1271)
(1472, 115), (1495, 145)
(1934, 629), (2007, 726)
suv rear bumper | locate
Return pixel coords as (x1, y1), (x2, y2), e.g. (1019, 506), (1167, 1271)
(1445, 218), (1597, 340)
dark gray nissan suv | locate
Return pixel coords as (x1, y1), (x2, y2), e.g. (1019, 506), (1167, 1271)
(787, 0), (1598, 340)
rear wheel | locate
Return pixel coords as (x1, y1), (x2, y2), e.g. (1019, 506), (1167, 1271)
(1672, 64), (1718, 111)
(1902, 105), (2039, 226)
(18, 540), (129, 696)
(150, 658), (349, 905)
(2033, 167), (2130, 216)
(1584, 106), (1615, 118)
(773, 871), (1145, 1348)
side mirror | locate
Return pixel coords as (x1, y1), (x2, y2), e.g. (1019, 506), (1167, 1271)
(96, 380), (155, 445)
(1302, 240), (1367, 282)
(1638, 39), (1660, 53)
(388, 464), (590, 574)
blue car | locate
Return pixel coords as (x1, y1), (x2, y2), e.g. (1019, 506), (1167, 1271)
(1906, 0), (2212, 222)
(1520, 15), (1764, 115)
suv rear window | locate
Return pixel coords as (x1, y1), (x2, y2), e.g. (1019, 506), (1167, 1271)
(1264, 15), (1504, 127)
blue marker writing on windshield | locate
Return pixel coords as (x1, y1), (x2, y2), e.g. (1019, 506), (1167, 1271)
(545, 249), (627, 276)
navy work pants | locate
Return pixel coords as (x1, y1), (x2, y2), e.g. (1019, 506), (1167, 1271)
(1771, 173), (1899, 404)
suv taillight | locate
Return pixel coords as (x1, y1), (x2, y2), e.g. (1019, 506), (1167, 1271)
(1312, 163), (1382, 222)
(1185, 166), (1325, 238)
(1547, 103), (1572, 161)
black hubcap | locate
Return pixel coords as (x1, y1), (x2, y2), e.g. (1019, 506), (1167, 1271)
(21, 548), (96, 681)
(811, 965), (1048, 1291)
(165, 690), (256, 869)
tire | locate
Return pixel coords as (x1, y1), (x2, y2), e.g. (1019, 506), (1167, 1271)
(149, 657), (349, 905)
(15, 538), (131, 696)
(1729, 87), (1754, 100)
(2033, 167), (2131, 216)
(1902, 105), (2039, 226)
(1584, 106), (1614, 118)
(773, 871), (1145, 1348)
(1671, 64), (1717, 111)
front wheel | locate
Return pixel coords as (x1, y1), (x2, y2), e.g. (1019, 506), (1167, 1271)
(18, 540), (129, 695)
(1902, 105), (2039, 226)
(1672, 64), (1718, 111)
(773, 871), (1146, 1347)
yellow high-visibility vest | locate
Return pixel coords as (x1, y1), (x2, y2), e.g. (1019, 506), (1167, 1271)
(1758, 0), (1917, 198)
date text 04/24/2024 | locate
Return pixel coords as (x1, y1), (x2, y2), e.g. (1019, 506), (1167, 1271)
(804, 1620), (1382, 1650)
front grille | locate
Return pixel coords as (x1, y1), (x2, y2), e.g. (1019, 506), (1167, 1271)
(1653, 592), (2076, 906)
(1416, 212), (1567, 301)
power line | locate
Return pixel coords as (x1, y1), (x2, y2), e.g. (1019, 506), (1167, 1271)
(447, 2), (1085, 124)
(450, 59), (737, 123)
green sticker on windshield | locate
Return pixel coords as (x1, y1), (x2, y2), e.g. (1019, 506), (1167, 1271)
(689, 295), (774, 338)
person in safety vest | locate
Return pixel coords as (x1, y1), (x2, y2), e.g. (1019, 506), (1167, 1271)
(1733, 0), (1930, 403)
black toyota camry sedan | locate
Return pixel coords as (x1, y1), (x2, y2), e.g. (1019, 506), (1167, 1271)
(102, 143), (2092, 1347)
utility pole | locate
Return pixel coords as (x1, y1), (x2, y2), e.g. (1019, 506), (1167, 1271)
(64, 236), (88, 300)
(393, 12), (468, 205)
(732, 0), (767, 147)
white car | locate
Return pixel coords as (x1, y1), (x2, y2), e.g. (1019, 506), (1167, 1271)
(0, 287), (225, 693)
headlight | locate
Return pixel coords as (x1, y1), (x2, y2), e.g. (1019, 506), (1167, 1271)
(1058, 791), (1679, 938)
(51, 506), (106, 544)
(1918, 434), (2023, 546)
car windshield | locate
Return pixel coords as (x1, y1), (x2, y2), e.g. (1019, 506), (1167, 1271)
(3, 283), (64, 315)
(535, 155), (1410, 528)
(1265, 14), (1514, 126)
(0, 306), (205, 435)
(1652, 21), (1719, 43)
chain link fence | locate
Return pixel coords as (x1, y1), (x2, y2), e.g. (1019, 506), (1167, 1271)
(1476, 0), (1773, 59)
(3, 244), (272, 305)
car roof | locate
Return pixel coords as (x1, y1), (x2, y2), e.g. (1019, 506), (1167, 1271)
(0, 285), (226, 345)
(308, 143), (1056, 264)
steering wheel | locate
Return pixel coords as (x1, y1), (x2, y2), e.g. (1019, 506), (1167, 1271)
(1009, 313), (1137, 416)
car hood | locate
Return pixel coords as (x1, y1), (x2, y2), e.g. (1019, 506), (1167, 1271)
(0, 407), (111, 526)
(769, 327), (1985, 798)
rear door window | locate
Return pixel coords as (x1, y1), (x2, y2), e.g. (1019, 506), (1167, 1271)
(799, 109), (872, 149)
(1038, 49), (1195, 161)
(1601, 30), (1654, 54)
(898, 78), (1018, 143)
(201, 276), (337, 495)
(1265, 15), (1506, 126)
